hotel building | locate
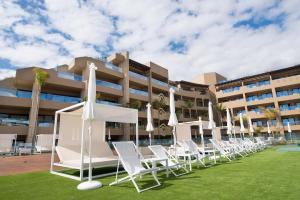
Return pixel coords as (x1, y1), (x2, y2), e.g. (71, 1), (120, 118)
(0, 52), (210, 143)
(195, 65), (300, 139)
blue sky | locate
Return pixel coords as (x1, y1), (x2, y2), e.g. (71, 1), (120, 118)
(0, 0), (300, 81)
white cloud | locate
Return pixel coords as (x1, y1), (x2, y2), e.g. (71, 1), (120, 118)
(0, 0), (300, 83)
(0, 69), (15, 80)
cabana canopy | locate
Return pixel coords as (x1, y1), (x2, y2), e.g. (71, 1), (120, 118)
(50, 102), (139, 181)
(176, 120), (209, 141)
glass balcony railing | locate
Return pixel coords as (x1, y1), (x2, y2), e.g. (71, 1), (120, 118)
(40, 93), (81, 103)
(222, 86), (240, 93)
(151, 78), (168, 87)
(0, 87), (32, 99)
(0, 114), (29, 126)
(96, 100), (121, 107)
(276, 88), (300, 97)
(246, 80), (270, 88)
(57, 72), (82, 81)
(235, 110), (246, 116)
(105, 62), (122, 73)
(249, 105), (275, 114)
(96, 80), (122, 90)
(129, 71), (148, 81)
(253, 120), (277, 127)
(170, 86), (177, 90)
(129, 88), (148, 96)
(282, 118), (300, 126)
(38, 122), (54, 127)
(279, 103), (300, 111)
(246, 93), (272, 102)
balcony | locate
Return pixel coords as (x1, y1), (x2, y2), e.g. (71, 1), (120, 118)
(245, 80), (270, 89)
(0, 87), (32, 99)
(129, 71), (148, 81)
(105, 62), (122, 73)
(276, 88), (300, 102)
(96, 80), (122, 90)
(129, 88), (148, 97)
(279, 103), (300, 111)
(246, 93), (273, 102)
(0, 114), (29, 126)
(151, 78), (169, 89)
(57, 72), (82, 81)
(222, 86), (240, 94)
(40, 93), (81, 104)
(96, 100), (121, 107)
(280, 103), (300, 116)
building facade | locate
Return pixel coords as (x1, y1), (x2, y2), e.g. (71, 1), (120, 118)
(207, 65), (300, 139)
(0, 51), (210, 143)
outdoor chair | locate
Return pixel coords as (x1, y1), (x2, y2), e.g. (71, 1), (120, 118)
(109, 141), (161, 193)
(148, 145), (189, 176)
(209, 139), (233, 161)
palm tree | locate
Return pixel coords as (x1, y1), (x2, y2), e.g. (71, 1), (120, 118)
(260, 107), (280, 137)
(183, 99), (194, 118)
(152, 93), (166, 135)
(254, 126), (263, 136)
(27, 68), (49, 145)
(214, 103), (226, 126)
(129, 100), (142, 110)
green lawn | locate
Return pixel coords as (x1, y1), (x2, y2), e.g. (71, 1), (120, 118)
(0, 146), (300, 200)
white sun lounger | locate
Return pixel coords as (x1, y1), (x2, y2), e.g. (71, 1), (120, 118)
(0, 134), (17, 155)
(178, 140), (206, 167)
(35, 134), (53, 153)
(110, 141), (161, 193)
(148, 145), (189, 176)
(209, 139), (233, 161)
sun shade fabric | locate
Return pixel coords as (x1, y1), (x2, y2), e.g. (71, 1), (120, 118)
(62, 103), (138, 124)
(57, 112), (115, 162)
(176, 120), (209, 141)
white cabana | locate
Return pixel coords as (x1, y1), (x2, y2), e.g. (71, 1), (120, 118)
(176, 120), (210, 142)
(50, 102), (139, 181)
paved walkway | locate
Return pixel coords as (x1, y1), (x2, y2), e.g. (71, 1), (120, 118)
(0, 154), (58, 176)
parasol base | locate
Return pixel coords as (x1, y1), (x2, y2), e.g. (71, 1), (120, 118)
(77, 181), (102, 190)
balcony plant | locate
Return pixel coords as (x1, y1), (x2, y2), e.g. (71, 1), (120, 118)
(152, 93), (166, 136)
(129, 100), (142, 110)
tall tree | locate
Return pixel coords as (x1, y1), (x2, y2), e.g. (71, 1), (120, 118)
(214, 103), (226, 126)
(260, 107), (280, 137)
(183, 99), (194, 118)
(27, 68), (48, 145)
